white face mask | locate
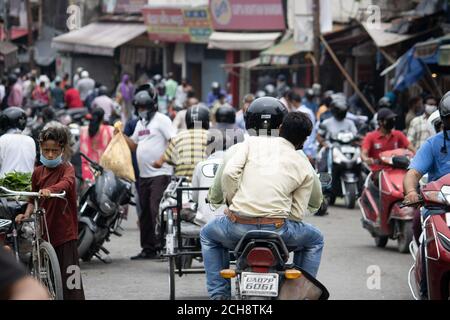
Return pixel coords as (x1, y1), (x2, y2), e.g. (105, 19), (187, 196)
(425, 104), (437, 115)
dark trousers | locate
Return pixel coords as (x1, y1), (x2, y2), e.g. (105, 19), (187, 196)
(54, 240), (85, 300)
(138, 175), (171, 252)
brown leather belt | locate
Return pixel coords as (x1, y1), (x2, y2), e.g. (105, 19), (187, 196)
(224, 208), (285, 228)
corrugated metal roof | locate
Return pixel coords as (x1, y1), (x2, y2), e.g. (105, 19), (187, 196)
(51, 22), (147, 56)
(361, 22), (419, 48)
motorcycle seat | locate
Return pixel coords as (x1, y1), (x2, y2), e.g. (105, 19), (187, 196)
(234, 230), (290, 261)
(0, 199), (28, 220)
(180, 221), (202, 239)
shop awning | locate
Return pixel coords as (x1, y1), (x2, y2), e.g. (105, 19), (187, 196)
(52, 22), (147, 56)
(0, 41), (18, 68)
(361, 22), (434, 48)
(259, 37), (302, 65)
(208, 32), (281, 51)
(221, 57), (261, 70)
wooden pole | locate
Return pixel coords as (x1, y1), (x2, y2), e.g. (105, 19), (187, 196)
(312, 0), (321, 84)
(320, 35), (376, 114)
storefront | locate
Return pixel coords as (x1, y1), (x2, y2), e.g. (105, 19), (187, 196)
(51, 21), (160, 90)
(142, 2), (217, 103)
(208, 0), (287, 106)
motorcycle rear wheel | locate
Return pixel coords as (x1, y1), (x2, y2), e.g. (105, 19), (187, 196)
(78, 224), (95, 261)
(374, 235), (388, 248)
(397, 221), (413, 253)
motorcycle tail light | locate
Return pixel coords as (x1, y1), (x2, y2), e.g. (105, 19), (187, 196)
(285, 269), (302, 279)
(220, 269), (236, 279)
(246, 247), (275, 267)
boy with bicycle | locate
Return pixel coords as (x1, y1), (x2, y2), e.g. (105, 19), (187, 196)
(16, 123), (85, 300)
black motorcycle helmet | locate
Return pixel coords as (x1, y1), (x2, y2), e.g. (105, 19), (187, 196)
(330, 95), (348, 121)
(244, 97), (287, 135)
(98, 86), (108, 97)
(8, 74), (18, 86)
(186, 104), (210, 130)
(134, 82), (158, 105)
(133, 90), (158, 122)
(437, 91), (450, 153)
(215, 105), (236, 124)
(0, 107), (27, 133)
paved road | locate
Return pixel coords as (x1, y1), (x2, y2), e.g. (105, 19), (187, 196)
(81, 200), (413, 300)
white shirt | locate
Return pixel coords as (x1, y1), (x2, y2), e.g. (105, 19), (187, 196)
(0, 130), (36, 178)
(0, 85), (5, 102)
(76, 78), (95, 101)
(131, 112), (176, 178)
(191, 151), (225, 225)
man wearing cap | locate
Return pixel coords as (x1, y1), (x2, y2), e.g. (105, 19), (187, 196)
(361, 107), (415, 172)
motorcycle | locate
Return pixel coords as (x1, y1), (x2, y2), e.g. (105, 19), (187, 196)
(359, 148), (416, 253)
(322, 131), (362, 209)
(404, 173), (450, 300)
(77, 152), (133, 263)
(219, 174), (331, 300)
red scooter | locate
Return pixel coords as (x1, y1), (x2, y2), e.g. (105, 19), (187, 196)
(359, 149), (417, 253)
(405, 174), (450, 300)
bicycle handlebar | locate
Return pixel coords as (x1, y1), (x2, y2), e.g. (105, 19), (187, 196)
(0, 187), (66, 199)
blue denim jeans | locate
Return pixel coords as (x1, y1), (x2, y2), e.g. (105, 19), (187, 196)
(200, 215), (324, 299)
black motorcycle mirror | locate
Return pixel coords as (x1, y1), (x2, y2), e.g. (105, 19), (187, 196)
(319, 173), (332, 188)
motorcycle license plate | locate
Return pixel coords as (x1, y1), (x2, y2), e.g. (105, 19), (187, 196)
(240, 272), (279, 297)
(340, 146), (355, 154)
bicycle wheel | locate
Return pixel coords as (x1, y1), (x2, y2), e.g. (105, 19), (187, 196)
(35, 241), (64, 300)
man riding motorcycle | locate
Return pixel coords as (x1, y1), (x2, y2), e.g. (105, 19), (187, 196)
(316, 95), (358, 173)
(404, 92), (450, 299)
(200, 97), (324, 300)
(361, 108), (415, 173)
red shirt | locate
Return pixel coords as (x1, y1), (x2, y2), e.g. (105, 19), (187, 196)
(30, 163), (78, 248)
(362, 129), (410, 171)
(64, 88), (83, 109)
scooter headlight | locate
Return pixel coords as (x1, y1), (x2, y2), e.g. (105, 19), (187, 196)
(332, 148), (348, 165)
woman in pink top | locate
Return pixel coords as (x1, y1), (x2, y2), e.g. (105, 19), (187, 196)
(79, 108), (114, 182)
(31, 81), (50, 105)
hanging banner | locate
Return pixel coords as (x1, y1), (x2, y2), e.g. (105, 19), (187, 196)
(142, 6), (212, 43)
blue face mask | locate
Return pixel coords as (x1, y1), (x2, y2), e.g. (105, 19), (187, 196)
(40, 153), (63, 168)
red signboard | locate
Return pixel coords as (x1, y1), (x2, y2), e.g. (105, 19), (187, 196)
(210, 0), (285, 31)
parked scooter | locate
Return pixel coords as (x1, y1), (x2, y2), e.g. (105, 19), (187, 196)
(77, 152), (133, 263)
(219, 174), (331, 300)
(403, 173), (450, 300)
(322, 131), (362, 209)
(359, 148), (417, 253)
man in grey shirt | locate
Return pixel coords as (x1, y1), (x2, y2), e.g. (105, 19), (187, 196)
(76, 71), (95, 103)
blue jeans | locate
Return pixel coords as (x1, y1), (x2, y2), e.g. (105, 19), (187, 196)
(200, 215), (324, 299)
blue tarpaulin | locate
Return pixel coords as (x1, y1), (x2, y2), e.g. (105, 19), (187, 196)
(393, 36), (450, 91)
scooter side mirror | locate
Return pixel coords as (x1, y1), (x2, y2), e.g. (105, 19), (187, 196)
(319, 173), (332, 188)
(392, 156), (410, 170)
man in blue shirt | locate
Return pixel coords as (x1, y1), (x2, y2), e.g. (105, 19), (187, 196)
(404, 93), (450, 204)
(403, 92), (450, 299)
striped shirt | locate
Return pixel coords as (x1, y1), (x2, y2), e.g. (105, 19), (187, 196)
(163, 129), (209, 180)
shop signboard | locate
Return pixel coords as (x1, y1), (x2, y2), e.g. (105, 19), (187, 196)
(210, 0), (285, 31)
(142, 6), (212, 43)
